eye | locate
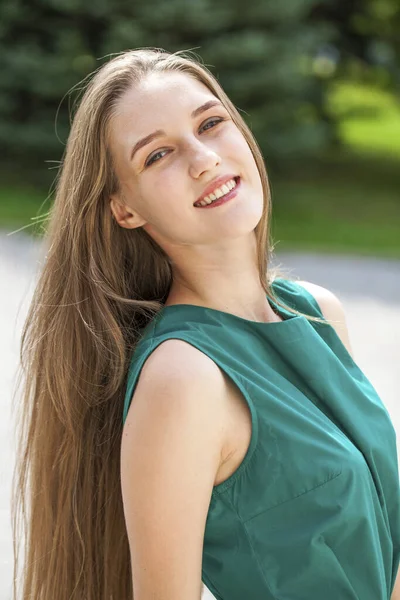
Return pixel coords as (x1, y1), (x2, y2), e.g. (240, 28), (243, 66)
(144, 117), (226, 168)
(145, 149), (169, 168)
(199, 117), (225, 133)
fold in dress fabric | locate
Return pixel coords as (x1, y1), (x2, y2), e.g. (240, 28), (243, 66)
(123, 277), (400, 599)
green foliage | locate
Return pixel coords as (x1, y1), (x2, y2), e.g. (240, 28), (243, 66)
(327, 81), (400, 157)
(322, 0), (400, 87)
(0, 0), (333, 185)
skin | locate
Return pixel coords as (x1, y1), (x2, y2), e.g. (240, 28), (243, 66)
(109, 71), (281, 324)
(111, 73), (399, 598)
(111, 72), (284, 598)
(393, 573), (400, 600)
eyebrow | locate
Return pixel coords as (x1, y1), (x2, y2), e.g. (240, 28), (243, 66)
(129, 99), (224, 162)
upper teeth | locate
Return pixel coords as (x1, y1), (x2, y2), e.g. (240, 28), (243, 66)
(195, 178), (237, 207)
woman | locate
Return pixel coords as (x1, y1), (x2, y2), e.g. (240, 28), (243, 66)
(13, 48), (400, 600)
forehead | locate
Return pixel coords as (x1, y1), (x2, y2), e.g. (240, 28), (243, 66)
(109, 72), (216, 146)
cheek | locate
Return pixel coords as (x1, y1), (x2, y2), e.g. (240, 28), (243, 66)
(146, 167), (188, 210)
(225, 130), (256, 167)
(141, 177), (190, 228)
(235, 137), (261, 179)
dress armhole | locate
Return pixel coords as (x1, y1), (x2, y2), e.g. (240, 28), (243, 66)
(274, 277), (326, 321)
(122, 335), (259, 497)
(295, 281), (327, 320)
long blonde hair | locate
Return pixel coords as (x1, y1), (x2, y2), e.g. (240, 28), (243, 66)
(11, 47), (328, 600)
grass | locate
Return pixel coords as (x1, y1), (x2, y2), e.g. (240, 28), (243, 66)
(270, 150), (400, 258)
(267, 80), (400, 258)
(0, 185), (52, 236)
(1, 80), (399, 258)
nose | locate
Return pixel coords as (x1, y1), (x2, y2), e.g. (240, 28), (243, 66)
(187, 139), (221, 179)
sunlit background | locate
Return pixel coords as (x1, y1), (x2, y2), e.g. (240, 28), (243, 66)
(0, 0), (399, 252)
(0, 2), (399, 598)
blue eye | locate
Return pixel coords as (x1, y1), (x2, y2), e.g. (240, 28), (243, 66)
(200, 117), (225, 133)
(145, 117), (225, 167)
(145, 149), (169, 167)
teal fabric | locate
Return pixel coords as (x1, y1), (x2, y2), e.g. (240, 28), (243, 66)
(122, 277), (400, 599)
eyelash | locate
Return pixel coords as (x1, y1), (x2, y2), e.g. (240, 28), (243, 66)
(144, 117), (226, 168)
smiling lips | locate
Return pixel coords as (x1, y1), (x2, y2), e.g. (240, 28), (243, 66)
(194, 175), (239, 207)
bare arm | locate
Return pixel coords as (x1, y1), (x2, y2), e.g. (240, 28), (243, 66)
(391, 572), (400, 600)
(120, 339), (230, 600)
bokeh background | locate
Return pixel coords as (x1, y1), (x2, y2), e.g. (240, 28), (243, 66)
(0, 2), (399, 599)
(0, 0), (399, 252)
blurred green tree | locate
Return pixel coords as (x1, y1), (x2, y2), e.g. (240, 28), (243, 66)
(0, 0), (335, 185)
(315, 0), (400, 85)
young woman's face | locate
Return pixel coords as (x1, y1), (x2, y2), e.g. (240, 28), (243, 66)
(108, 72), (264, 249)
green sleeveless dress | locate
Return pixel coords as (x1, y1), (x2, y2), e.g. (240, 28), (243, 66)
(122, 277), (400, 599)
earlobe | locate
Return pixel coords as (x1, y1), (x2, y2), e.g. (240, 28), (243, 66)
(109, 194), (147, 229)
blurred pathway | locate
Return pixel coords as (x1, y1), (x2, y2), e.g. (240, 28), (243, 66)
(1, 231), (399, 600)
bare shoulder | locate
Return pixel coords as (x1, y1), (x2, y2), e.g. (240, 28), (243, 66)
(127, 338), (232, 432)
(122, 338), (230, 469)
(138, 337), (228, 390)
(296, 280), (343, 313)
(296, 280), (354, 358)
(120, 338), (230, 597)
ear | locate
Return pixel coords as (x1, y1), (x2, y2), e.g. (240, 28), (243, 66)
(109, 194), (147, 229)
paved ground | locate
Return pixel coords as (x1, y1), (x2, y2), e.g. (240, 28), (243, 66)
(1, 230), (399, 600)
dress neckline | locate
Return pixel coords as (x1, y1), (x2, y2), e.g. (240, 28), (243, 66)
(159, 290), (305, 328)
